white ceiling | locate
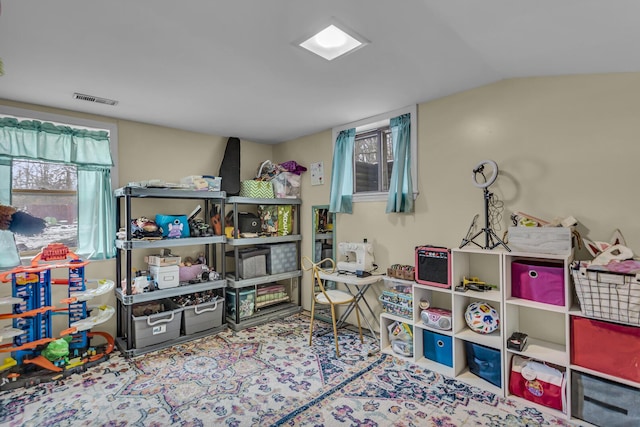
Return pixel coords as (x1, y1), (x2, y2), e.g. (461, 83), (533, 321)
(1, 0), (639, 144)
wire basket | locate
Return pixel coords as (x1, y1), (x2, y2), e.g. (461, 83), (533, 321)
(571, 261), (640, 326)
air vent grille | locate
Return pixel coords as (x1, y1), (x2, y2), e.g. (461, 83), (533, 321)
(73, 92), (118, 106)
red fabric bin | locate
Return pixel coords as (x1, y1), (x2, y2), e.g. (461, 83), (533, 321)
(511, 260), (565, 306)
(571, 316), (640, 382)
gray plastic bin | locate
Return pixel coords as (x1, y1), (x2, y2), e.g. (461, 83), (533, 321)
(182, 297), (224, 334)
(132, 299), (183, 348)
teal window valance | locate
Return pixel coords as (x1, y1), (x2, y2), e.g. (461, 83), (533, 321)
(0, 117), (113, 167)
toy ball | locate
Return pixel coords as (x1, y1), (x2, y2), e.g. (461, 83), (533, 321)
(465, 301), (500, 334)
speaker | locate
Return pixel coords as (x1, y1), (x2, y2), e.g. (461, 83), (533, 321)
(421, 308), (452, 330)
(415, 246), (451, 288)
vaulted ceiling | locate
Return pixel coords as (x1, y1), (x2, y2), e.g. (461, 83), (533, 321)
(1, 0), (639, 143)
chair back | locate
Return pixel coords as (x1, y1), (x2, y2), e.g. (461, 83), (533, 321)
(302, 256), (336, 302)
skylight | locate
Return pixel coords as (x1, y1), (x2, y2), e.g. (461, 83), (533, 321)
(298, 23), (368, 61)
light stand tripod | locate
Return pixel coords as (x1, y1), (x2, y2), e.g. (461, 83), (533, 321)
(459, 160), (510, 251)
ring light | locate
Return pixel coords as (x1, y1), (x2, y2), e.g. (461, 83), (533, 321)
(472, 160), (498, 189)
(460, 159), (510, 251)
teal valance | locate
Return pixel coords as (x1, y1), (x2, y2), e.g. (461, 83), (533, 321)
(0, 117), (113, 167)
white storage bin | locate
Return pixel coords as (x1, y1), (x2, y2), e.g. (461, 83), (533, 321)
(150, 264), (180, 289)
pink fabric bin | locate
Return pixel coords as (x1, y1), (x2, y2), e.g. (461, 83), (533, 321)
(511, 260), (565, 306)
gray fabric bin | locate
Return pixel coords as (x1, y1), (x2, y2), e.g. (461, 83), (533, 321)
(572, 371), (640, 426)
(258, 242), (297, 274)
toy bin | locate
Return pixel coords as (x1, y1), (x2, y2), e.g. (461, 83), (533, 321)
(149, 264), (180, 289)
(131, 299), (183, 348)
(233, 248), (268, 279)
(511, 260), (565, 306)
(572, 371), (640, 426)
(422, 330), (453, 367)
(464, 341), (501, 387)
(257, 242), (297, 274)
(379, 289), (413, 319)
(226, 288), (256, 320)
(181, 296), (224, 334)
(571, 316), (640, 382)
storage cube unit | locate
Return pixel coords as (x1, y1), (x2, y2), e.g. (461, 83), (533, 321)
(511, 259), (565, 306)
(422, 330), (453, 367)
(182, 297), (224, 334)
(236, 248), (268, 279)
(258, 242), (298, 274)
(571, 316), (640, 382)
(149, 265), (180, 289)
(464, 341), (502, 387)
(131, 299), (183, 348)
(226, 288), (256, 320)
(572, 371), (640, 427)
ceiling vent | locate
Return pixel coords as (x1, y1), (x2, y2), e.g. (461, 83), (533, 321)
(73, 92), (118, 106)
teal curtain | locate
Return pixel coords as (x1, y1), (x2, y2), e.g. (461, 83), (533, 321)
(386, 113), (414, 213)
(0, 157), (10, 205)
(0, 117), (115, 259)
(329, 128), (355, 214)
(77, 166), (116, 259)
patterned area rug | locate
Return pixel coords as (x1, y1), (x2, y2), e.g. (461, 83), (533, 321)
(0, 314), (572, 426)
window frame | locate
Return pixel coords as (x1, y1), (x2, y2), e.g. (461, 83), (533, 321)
(332, 104), (418, 203)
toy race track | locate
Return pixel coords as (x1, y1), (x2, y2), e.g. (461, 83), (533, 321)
(0, 243), (115, 391)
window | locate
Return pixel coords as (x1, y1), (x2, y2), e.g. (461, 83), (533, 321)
(0, 105), (118, 259)
(354, 126), (393, 193)
(11, 159), (78, 252)
(332, 104), (418, 203)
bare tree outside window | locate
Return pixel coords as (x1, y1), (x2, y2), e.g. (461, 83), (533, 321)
(354, 127), (393, 193)
(11, 159), (78, 252)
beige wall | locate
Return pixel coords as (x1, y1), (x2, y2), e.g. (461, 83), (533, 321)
(0, 99), (274, 335)
(289, 73), (640, 328)
(3, 72), (640, 335)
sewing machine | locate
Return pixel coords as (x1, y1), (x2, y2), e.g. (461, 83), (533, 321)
(337, 242), (375, 273)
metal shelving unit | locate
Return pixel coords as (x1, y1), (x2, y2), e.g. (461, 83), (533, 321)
(114, 186), (227, 357)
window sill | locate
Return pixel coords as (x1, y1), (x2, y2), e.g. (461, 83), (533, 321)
(353, 191), (419, 203)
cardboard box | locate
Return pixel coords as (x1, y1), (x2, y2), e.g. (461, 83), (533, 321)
(146, 254), (181, 266)
(150, 264), (180, 289)
(508, 226), (572, 255)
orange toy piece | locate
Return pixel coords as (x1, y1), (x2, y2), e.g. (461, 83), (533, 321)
(23, 355), (63, 373)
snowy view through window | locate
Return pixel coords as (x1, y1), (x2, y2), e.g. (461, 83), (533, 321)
(12, 159), (78, 252)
